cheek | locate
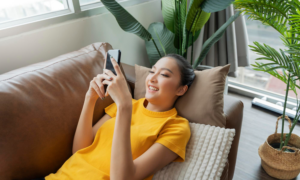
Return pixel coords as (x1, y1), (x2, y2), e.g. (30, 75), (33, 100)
(159, 79), (178, 93)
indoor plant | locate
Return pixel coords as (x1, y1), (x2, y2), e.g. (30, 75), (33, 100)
(100, 0), (240, 69)
(234, 0), (300, 179)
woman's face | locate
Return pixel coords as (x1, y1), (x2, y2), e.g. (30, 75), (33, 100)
(145, 57), (187, 104)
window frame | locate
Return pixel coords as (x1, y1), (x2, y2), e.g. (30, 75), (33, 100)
(0, 0), (155, 39)
(228, 79), (298, 106)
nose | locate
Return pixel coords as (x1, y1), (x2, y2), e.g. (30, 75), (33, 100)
(149, 71), (158, 83)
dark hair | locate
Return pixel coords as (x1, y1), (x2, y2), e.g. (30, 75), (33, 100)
(162, 53), (195, 89)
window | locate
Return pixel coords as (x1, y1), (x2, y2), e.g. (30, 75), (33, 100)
(229, 15), (298, 99)
(0, 0), (151, 34)
(0, 0), (69, 23)
(79, 0), (100, 6)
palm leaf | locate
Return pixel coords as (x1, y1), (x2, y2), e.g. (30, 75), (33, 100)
(249, 42), (300, 78)
(192, 11), (241, 69)
(234, 0), (294, 36)
(101, 0), (152, 41)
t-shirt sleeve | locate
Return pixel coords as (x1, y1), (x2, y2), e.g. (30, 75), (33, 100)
(155, 119), (191, 162)
(104, 102), (118, 118)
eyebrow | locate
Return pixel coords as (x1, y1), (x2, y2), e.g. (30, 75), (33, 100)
(152, 65), (173, 74)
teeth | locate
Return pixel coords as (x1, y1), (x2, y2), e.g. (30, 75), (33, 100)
(149, 86), (158, 91)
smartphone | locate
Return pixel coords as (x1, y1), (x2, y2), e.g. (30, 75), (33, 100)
(105, 49), (121, 75)
(103, 49), (121, 95)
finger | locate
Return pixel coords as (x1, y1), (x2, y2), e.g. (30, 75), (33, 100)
(110, 57), (122, 76)
(102, 79), (112, 86)
(91, 80), (102, 98)
(97, 73), (113, 81)
(95, 74), (112, 95)
(94, 77), (105, 97)
(102, 79), (112, 96)
(104, 69), (116, 78)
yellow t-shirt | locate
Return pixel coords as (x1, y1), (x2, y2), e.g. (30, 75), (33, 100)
(45, 97), (191, 180)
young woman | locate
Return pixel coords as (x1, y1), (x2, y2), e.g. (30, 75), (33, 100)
(41, 53), (195, 180)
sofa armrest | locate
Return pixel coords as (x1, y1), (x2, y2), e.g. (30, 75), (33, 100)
(224, 95), (244, 180)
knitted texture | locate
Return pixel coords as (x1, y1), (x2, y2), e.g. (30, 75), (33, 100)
(153, 122), (235, 180)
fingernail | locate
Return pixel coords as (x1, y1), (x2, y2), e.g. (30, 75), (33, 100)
(101, 97), (104, 100)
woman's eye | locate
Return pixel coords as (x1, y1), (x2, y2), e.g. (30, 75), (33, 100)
(149, 70), (168, 77)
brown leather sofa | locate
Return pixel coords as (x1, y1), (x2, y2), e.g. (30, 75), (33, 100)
(0, 42), (243, 180)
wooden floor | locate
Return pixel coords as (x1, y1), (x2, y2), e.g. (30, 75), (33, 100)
(228, 92), (300, 180)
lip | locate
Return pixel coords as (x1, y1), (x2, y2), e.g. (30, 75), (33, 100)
(148, 84), (159, 90)
(147, 84), (159, 93)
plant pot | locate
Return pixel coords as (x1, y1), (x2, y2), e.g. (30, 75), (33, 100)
(258, 115), (300, 179)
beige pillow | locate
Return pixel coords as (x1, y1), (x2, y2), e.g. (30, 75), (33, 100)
(153, 123), (236, 180)
(134, 64), (230, 127)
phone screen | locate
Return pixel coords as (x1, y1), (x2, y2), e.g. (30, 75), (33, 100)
(105, 50), (121, 76)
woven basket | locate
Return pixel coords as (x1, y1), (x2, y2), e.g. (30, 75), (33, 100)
(258, 115), (300, 179)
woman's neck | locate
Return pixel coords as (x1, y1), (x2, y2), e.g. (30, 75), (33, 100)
(144, 98), (174, 112)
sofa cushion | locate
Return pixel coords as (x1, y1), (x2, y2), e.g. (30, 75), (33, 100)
(134, 64), (230, 127)
(152, 123), (235, 180)
(0, 42), (122, 179)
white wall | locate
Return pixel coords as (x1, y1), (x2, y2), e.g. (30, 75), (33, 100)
(0, 0), (163, 74)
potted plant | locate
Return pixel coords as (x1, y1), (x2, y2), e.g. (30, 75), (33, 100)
(234, 0), (300, 179)
(100, 0), (240, 69)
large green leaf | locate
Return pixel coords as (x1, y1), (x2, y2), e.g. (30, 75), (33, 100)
(101, 0), (152, 41)
(174, 0), (187, 50)
(201, 0), (234, 13)
(181, 28), (201, 57)
(181, 0), (211, 56)
(145, 22), (177, 66)
(185, 0), (209, 34)
(192, 11), (241, 69)
(162, 0), (176, 33)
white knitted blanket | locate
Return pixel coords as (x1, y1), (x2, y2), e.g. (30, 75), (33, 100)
(153, 122), (235, 180)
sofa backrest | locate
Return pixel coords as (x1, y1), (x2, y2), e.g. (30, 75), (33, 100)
(0, 42), (243, 180)
(0, 42), (118, 180)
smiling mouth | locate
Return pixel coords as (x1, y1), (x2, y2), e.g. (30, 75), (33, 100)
(148, 85), (159, 91)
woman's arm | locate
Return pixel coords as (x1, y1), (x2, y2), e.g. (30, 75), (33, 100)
(72, 96), (97, 154)
(110, 103), (134, 180)
(103, 57), (176, 179)
(73, 69), (112, 154)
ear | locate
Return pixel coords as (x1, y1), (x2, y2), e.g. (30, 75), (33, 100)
(176, 85), (188, 96)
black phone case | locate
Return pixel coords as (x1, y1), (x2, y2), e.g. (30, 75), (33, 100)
(103, 50), (121, 95)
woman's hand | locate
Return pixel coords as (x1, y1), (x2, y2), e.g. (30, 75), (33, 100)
(102, 57), (132, 107)
(85, 72), (113, 101)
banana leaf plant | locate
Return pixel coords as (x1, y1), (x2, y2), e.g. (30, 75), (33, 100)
(100, 0), (240, 69)
(234, 0), (300, 151)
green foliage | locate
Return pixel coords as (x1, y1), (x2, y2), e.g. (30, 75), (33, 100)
(100, 0), (237, 67)
(234, 0), (300, 149)
(201, 0), (235, 13)
(145, 22), (177, 66)
(101, 0), (152, 41)
(192, 11), (241, 69)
